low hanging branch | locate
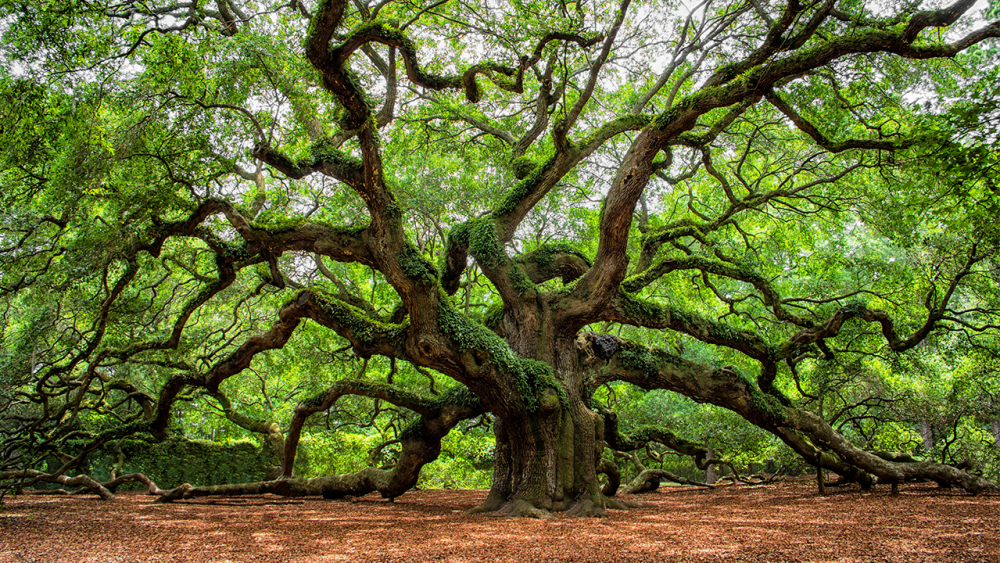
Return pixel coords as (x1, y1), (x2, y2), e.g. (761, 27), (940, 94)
(157, 386), (481, 503)
(619, 469), (715, 495)
(594, 336), (999, 495)
(0, 470), (171, 500)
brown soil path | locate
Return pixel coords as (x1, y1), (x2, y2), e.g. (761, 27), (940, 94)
(1, 482), (997, 562)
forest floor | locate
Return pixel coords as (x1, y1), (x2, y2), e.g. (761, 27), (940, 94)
(0, 481), (997, 562)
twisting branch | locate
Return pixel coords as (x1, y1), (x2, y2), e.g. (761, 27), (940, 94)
(765, 90), (914, 153)
(778, 242), (990, 359)
(0, 470), (116, 500)
(515, 244), (592, 285)
(556, 0), (632, 145)
(253, 140), (365, 188)
(330, 22), (600, 105)
(602, 411), (712, 469)
(606, 291), (776, 362)
(281, 379), (462, 475)
(590, 335), (999, 494)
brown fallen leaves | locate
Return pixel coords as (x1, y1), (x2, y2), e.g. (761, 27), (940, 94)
(1, 482), (997, 562)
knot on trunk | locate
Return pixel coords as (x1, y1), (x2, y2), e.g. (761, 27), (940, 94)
(593, 334), (620, 360)
(415, 335), (443, 360)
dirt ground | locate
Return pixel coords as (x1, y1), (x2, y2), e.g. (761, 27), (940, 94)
(1, 482), (997, 563)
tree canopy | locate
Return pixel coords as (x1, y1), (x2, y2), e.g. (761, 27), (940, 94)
(1, 0), (999, 515)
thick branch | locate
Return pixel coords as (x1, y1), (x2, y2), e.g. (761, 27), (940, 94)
(620, 469), (715, 494)
(602, 412), (712, 469)
(252, 141), (364, 187)
(1, 470), (115, 500)
(593, 336), (999, 494)
(623, 255), (811, 327)
(515, 244), (592, 285)
(607, 291), (776, 362)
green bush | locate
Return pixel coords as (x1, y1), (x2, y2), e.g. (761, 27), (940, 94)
(293, 431), (381, 477)
(78, 438), (269, 489)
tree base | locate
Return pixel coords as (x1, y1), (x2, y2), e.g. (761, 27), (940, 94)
(466, 493), (643, 518)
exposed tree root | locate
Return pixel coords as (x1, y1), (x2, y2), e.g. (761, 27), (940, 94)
(501, 499), (555, 519)
(466, 497), (557, 518)
(465, 497), (554, 518)
(467, 492), (642, 518)
(564, 498), (606, 517)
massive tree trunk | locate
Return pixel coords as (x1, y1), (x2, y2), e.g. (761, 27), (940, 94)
(475, 402), (610, 516)
(469, 318), (627, 516)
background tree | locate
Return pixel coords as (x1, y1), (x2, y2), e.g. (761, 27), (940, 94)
(1, 0), (999, 516)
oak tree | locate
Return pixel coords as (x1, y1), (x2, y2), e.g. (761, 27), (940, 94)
(2, 0), (999, 515)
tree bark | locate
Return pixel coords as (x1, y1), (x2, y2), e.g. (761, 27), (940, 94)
(468, 326), (630, 517)
(472, 390), (621, 516)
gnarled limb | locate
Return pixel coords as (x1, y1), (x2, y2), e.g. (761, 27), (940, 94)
(516, 244), (591, 285)
(252, 141), (364, 187)
(602, 412), (711, 469)
(607, 291), (775, 363)
(562, 2), (999, 330)
(592, 336), (999, 495)
(597, 457), (621, 497)
(282, 378), (455, 476)
(1, 469), (115, 500)
(138, 289), (406, 442)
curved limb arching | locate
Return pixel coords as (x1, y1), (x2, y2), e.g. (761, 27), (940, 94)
(590, 335), (999, 495)
(280, 379), (469, 477)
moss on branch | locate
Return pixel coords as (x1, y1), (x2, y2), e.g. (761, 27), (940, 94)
(515, 243), (591, 285)
(307, 290), (407, 353)
(616, 292), (775, 361)
(437, 304), (565, 410)
(492, 154), (558, 219)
